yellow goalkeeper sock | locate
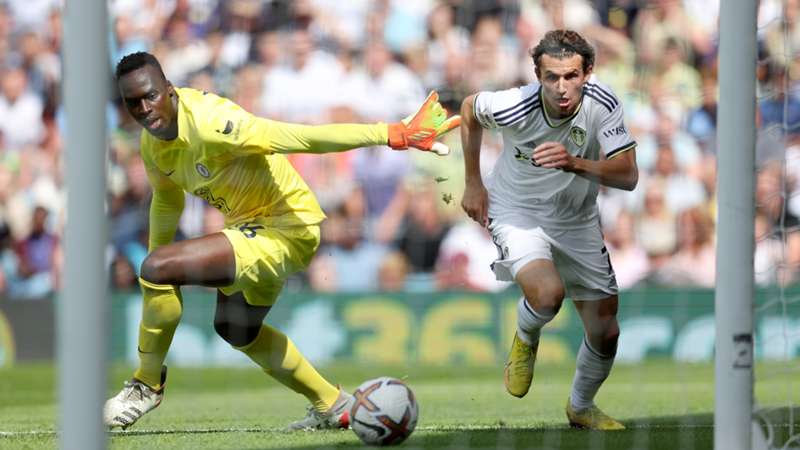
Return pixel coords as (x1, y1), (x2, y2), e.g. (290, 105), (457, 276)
(235, 325), (340, 412)
(133, 278), (183, 389)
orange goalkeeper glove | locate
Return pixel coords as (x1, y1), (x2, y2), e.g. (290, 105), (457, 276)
(388, 91), (461, 156)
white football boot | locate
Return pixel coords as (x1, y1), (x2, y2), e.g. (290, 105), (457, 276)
(286, 388), (353, 431)
(104, 366), (167, 430)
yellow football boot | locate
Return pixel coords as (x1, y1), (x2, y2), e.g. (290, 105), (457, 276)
(566, 398), (625, 430)
(503, 332), (538, 398)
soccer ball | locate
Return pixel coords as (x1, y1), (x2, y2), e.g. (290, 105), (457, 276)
(349, 377), (419, 446)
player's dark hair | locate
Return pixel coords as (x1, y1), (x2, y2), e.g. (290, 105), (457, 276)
(530, 30), (595, 73)
(115, 52), (166, 81)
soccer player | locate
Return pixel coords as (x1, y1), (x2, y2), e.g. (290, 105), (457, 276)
(103, 52), (459, 430)
(460, 30), (638, 430)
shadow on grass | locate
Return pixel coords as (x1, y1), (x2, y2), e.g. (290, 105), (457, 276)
(259, 411), (765, 450)
(102, 408), (800, 450)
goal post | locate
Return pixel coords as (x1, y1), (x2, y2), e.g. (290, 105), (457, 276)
(714, 1), (758, 449)
(60, 1), (109, 449)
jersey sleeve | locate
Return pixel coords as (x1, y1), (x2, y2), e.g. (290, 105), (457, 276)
(473, 86), (540, 130)
(201, 93), (388, 155)
(596, 100), (636, 159)
(255, 120), (388, 154)
(472, 91), (501, 129)
(141, 142), (185, 251)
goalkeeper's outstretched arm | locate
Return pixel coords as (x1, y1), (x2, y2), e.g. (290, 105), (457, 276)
(238, 92), (460, 156)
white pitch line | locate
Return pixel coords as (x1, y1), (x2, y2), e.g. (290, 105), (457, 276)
(2, 423), (799, 438)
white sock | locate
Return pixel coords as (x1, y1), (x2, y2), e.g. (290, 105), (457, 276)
(516, 297), (554, 346)
(570, 337), (615, 410)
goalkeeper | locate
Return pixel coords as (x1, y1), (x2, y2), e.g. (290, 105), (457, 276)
(104, 52), (459, 431)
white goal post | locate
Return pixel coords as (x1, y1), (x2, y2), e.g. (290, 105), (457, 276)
(714, 1), (758, 450)
(60, 1), (109, 449)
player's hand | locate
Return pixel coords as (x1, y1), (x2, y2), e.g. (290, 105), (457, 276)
(532, 142), (575, 171)
(461, 180), (489, 227)
(388, 91), (461, 156)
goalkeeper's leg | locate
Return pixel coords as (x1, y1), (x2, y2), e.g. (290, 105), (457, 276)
(104, 279), (182, 428)
(105, 232), (244, 429)
(215, 291), (350, 430)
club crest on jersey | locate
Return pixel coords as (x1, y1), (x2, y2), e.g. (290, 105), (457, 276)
(196, 163), (210, 178)
(569, 126), (586, 147)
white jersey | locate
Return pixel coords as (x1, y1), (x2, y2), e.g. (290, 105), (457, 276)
(474, 75), (635, 229)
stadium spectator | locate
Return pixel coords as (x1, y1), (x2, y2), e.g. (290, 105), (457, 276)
(631, 0), (708, 70)
(111, 252), (139, 290)
(0, 66), (45, 151)
(653, 38), (702, 114)
(435, 219), (510, 293)
(757, 162), (800, 234)
(229, 62), (265, 115)
(759, 64), (800, 137)
(160, 16), (212, 86)
(655, 206), (716, 288)
(259, 28), (343, 122)
(393, 180), (450, 272)
(338, 40), (426, 123)
(636, 180), (677, 269)
(424, 3), (469, 89)
(307, 0), (371, 51)
(377, 250), (411, 292)
(464, 15), (519, 92)
(9, 206), (60, 299)
(606, 210), (651, 289)
(649, 144), (707, 214)
(0, 221), (11, 295)
(754, 211), (791, 286)
(353, 145), (411, 223)
(318, 188), (390, 292)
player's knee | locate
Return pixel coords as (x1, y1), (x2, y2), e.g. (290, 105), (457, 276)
(214, 318), (260, 347)
(588, 321), (619, 356)
(604, 321), (620, 346)
(525, 285), (565, 315)
(140, 252), (175, 285)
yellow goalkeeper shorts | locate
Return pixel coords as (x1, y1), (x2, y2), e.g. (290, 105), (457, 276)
(219, 219), (320, 306)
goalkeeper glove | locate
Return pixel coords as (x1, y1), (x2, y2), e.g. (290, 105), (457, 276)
(388, 91), (461, 156)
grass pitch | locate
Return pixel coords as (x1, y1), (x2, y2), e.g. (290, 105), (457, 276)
(1, 360), (798, 449)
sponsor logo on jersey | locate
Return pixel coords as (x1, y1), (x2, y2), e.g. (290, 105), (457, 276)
(569, 126), (586, 147)
(194, 187), (230, 213)
(602, 125), (627, 138)
(513, 139), (542, 167)
(196, 163), (210, 178)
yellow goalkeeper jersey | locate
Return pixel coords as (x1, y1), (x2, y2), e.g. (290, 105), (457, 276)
(140, 87), (388, 251)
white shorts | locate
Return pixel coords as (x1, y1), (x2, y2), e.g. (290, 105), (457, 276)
(488, 219), (618, 301)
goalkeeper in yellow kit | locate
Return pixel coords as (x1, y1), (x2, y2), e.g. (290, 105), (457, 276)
(103, 52), (459, 430)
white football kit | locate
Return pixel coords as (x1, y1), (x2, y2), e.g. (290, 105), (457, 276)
(473, 75), (635, 300)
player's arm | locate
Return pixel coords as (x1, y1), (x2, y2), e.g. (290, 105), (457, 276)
(143, 161), (185, 251)
(533, 92), (638, 191)
(533, 142), (638, 191)
(214, 92), (459, 156)
(460, 93), (489, 227)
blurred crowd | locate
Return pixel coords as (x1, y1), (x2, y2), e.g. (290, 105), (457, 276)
(0, 0), (799, 300)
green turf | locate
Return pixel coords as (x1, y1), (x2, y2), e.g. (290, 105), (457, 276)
(0, 360), (797, 449)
